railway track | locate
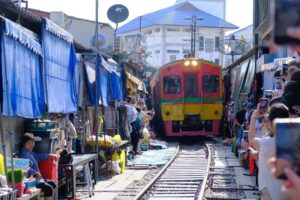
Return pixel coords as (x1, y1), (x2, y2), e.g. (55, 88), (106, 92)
(134, 143), (211, 200)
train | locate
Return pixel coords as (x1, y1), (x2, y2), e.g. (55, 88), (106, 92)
(151, 58), (223, 137)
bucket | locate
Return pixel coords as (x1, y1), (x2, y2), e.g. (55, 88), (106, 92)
(15, 182), (25, 198)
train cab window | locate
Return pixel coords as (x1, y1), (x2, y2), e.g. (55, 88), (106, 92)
(163, 76), (181, 94)
(202, 75), (219, 93)
(184, 74), (198, 97)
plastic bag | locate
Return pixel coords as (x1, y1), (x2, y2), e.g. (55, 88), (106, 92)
(142, 127), (150, 138)
(112, 160), (121, 175)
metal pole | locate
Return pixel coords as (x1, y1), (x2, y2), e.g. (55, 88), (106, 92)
(190, 16), (193, 57)
(2, 36), (15, 189)
(94, 0), (99, 181)
(139, 16), (142, 68)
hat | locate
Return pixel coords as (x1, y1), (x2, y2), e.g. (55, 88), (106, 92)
(245, 102), (255, 110)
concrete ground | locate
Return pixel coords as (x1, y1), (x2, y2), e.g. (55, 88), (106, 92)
(79, 140), (258, 200)
(90, 169), (150, 200)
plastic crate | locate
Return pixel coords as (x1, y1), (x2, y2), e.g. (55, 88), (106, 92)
(39, 158), (58, 180)
(0, 189), (17, 200)
(26, 121), (56, 131)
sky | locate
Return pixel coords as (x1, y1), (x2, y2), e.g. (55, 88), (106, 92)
(27, 0), (253, 30)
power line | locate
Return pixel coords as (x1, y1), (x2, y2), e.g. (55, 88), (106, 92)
(185, 15), (203, 57)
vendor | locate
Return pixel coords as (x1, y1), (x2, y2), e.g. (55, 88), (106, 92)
(19, 134), (59, 200)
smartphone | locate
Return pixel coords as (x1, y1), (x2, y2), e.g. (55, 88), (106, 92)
(273, 0), (300, 45)
(275, 77), (283, 90)
(282, 64), (289, 76)
(265, 90), (273, 100)
(259, 98), (269, 114)
(274, 118), (300, 179)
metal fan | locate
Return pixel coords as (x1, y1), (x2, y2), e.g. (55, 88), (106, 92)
(217, 35), (251, 64)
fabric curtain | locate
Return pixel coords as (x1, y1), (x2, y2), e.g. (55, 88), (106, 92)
(1, 18), (44, 118)
(42, 18), (77, 113)
(109, 71), (123, 101)
(84, 59), (109, 107)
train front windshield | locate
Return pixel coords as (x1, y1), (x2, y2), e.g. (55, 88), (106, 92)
(202, 75), (219, 93)
(163, 76), (181, 94)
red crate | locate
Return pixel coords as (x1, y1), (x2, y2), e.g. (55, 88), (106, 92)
(39, 158), (58, 180)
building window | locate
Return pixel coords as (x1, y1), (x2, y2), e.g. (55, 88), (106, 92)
(215, 59), (219, 65)
(155, 28), (160, 32)
(184, 28), (191, 32)
(199, 36), (204, 51)
(155, 50), (160, 54)
(167, 50), (180, 54)
(167, 27), (180, 32)
(163, 76), (181, 94)
(170, 55), (177, 62)
(215, 36), (220, 51)
(205, 38), (214, 53)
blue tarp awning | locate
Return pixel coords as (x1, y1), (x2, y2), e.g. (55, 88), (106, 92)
(42, 18), (77, 113)
(84, 57), (109, 107)
(0, 17), (44, 118)
(109, 71), (123, 101)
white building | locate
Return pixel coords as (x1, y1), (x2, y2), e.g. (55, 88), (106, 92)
(116, 0), (238, 68)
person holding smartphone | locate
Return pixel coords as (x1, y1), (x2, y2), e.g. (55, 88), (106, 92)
(249, 103), (289, 200)
(269, 3), (300, 199)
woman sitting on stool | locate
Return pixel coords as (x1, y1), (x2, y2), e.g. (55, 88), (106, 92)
(19, 134), (59, 200)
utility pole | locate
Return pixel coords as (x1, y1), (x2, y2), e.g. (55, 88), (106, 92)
(136, 16), (143, 71)
(185, 15), (202, 57)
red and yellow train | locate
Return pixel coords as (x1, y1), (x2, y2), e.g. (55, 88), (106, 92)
(151, 58), (223, 137)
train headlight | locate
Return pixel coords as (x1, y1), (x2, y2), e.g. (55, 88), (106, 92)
(184, 60), (190, 66)
(191, 60), (198, 67)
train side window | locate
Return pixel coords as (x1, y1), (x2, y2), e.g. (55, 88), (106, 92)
(202, 75), (219, 93)
(163, 76), (181, 94)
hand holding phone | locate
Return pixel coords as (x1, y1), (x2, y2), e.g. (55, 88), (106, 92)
(259, 98), (269, 114)
(274, 118), (300, 180)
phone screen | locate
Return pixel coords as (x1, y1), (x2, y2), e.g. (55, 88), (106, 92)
(283, 64), (289, 75)
(274, 0), (300, 45)
(265, 90), (273, 100)
(275, 78), (282, 90)
(275, 122), (300, 179)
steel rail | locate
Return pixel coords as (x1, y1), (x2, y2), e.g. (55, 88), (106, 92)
(197, 143), (212, 199)
(132, 145), (180, 200)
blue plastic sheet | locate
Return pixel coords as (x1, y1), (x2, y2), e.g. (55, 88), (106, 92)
(1, 18), (44, 118)
(42, 18), (77, 113)
(84, 58), (109, 107)
(109, 71), (123, 101)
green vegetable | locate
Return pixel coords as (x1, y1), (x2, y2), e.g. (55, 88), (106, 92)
(7, 169), (24, 183)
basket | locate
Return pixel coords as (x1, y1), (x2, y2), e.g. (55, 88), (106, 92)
(26, 121), (56, 131)
(141, 143), (148, 151)
(0, 189), (17, 200)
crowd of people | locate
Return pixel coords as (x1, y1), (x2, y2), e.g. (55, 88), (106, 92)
(223, 29), (300, 200)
